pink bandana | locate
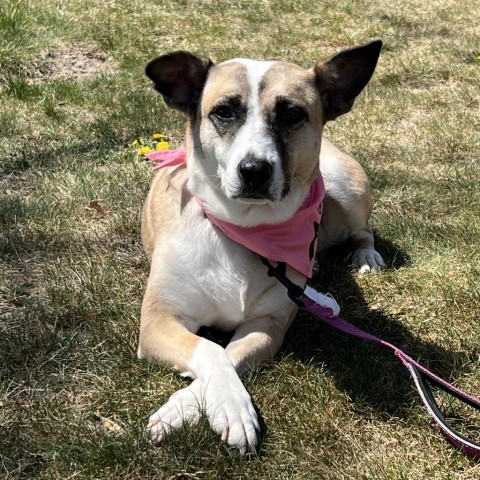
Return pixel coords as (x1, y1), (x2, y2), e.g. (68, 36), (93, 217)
(146, 149), (324, 278)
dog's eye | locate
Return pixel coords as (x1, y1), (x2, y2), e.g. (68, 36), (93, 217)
(211, 105), (235, 121)
(276, 103), (308, 127)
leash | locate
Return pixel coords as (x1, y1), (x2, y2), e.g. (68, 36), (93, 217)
(260, 256), (480, 458)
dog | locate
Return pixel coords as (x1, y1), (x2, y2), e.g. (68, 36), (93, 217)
(138, 40), (385, 453)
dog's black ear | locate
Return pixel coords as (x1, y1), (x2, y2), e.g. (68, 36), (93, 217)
(145, 51), (213, 115)
(314, 39), (382, 122)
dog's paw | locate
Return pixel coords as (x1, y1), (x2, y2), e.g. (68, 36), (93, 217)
(352, 248), (385, 273)
(147, 377), (260, 453)
(203, 375), (260, 454)
(147, 379), (204, 443)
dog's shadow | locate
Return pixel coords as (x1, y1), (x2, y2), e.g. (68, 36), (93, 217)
(282, 236), (472, 418)
(200, 236), (477, 449)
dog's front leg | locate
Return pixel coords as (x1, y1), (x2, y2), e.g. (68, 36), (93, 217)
(139, 291), (260, 452)
(225, 315), (295, 374)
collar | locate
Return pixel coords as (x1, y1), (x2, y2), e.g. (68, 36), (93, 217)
(146, 149), (324, 278)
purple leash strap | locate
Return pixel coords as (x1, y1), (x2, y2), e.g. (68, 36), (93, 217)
(260, 257), (480, 458)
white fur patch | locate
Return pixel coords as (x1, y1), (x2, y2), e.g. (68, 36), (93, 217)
(149, 339), (260, 453)
(221, 59), (285, 201)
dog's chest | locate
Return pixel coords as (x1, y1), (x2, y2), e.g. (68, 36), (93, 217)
(154, 211), (290, 330)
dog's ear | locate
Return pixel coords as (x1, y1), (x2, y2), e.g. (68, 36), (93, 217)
(314, 39), (382, 122)
(145, 51), (213, 115)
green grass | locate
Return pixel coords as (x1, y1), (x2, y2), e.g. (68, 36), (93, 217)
(1, 0), (479, 478)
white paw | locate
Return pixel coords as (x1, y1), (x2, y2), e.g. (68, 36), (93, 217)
(147, 377), (260, 453)
(203, 375), (260, 454)
(352, 248), (386, 273)
(148, 379), (204, 443)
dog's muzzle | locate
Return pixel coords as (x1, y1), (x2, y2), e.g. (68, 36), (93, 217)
(236, 155), (274, 200)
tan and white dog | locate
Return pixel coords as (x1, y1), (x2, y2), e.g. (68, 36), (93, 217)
(139, 40), (385, 453)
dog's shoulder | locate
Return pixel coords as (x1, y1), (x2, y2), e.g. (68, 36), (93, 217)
(142, 165), (196, 260)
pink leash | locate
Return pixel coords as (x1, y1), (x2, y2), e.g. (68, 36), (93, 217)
(260, 257), (480, 458)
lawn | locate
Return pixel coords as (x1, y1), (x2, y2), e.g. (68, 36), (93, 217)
(1, 0), (479, 478)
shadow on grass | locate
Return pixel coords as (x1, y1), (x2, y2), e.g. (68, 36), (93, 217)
(282, 236), (474, 419)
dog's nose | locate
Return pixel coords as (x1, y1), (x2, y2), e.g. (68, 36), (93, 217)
(238, 157), (273, 189)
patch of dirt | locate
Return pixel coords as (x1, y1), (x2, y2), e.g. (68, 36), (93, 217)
(32, 43), (117, 82)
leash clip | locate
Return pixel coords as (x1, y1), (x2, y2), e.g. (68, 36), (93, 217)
(259, 256), (305, 307)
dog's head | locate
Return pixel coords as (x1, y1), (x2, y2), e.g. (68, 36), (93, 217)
(146, 40), (382, 226)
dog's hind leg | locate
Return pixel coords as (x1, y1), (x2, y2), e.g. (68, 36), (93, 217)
(319, 139), (385, 273)
(349, 225), (386, 273)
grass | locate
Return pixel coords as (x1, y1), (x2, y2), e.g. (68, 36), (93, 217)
(1, 0), (479, 478)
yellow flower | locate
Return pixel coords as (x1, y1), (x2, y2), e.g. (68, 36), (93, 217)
(476, 54), (480, 62)
(152, 133), (166, 140)
(131, 139), (139, 147)
(155, 141), (170, 151)
(138, 146), (153, 156)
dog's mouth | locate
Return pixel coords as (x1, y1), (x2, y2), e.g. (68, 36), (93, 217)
(230, 181), (290, 204)
(232, 189), (275, 203)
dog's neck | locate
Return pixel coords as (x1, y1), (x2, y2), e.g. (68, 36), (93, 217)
(199, 175), (324, 278)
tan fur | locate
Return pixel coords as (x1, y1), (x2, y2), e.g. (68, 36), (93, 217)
(141, 165), (190, 261)
(139, 165), (203, 371)
(319, 138), (374, 247)
(261, 63), (322, 111)
(261, 63), (324, 187)
(200, 62), (249, 116)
